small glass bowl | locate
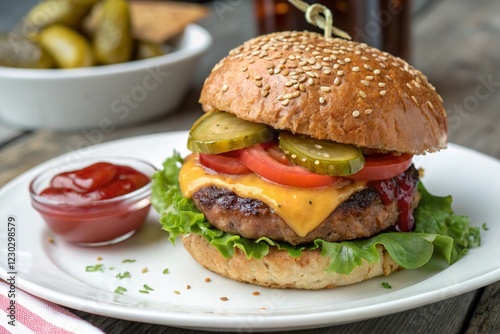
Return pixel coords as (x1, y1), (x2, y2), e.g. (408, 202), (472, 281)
(29, 156), (157, 246)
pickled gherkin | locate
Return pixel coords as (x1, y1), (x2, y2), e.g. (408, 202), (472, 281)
(21, 0), (96, 34)
(135, 40), (166, 60)
(38, 25), (94, 68)
(278, 132), (365, 176)
(0, 33), (53, 68)
(188, 111), (274, 154)
(92, 0), (133, 65)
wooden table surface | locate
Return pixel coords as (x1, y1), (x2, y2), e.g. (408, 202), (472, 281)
(1, 1), (499, 333)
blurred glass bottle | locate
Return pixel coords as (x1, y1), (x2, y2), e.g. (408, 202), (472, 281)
(254, 0), (411, 61)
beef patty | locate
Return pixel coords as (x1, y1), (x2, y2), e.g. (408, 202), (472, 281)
(192, 165), (420, 245)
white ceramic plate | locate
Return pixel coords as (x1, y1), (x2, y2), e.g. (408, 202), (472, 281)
(1, 131), (499, 332)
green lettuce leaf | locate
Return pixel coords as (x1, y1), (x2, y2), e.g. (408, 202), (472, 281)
(151, 152), (482, 275)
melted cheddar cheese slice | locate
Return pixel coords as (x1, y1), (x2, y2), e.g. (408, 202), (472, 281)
(179, 154), (367, 237)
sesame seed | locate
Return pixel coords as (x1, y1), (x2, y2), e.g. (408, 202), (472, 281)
(292, 91), (300, 97)
(364, 64), (372, 70)
(282, 68), (290, 76)
(361, 80), (370, 86)
(352, 110), (360, 117)
(365, 109), (373, 114)
(306, 71), (315, 78)
(379, 63), (386, 68)
(385, 75), (393, 81)
(285, 81), (293, 87)
(380, 90), (387, 96)
(221, 84), (229, 92)
(323, 69), (332, 74)
(362, 56), (370, 61)
(205, 277), (211, 282)
(261, 90), (269, 97)
(374, 69), (381, 75)
(299, 84), (306, 92)
(255, 81), (262, 87)
(319, 96), (325, 104)
(334, 77), (340, 85)
(308, 78), (314, 85)
(252, 291), (260, 296)
(359, 91), (367, 98)
(352, 66), (360, 72)
(333, 63), (340, 69)
(414, 82), (421, 88)
(320, 86), (331, 92)
(344, 57), (351, 63)
(283, 93), (293, 99)
(406, 83), (413, 89)
(268, 68), (274, 74)
(220, 297), (229, 301)
(302, 65), (312, 71)
(366, 76), (374, 81)
(337, 59), (345, 65)
(281, 99), (290, 106)
(411, 95), (418, 104)
(337, 70), (344, 76)
(242, 66), (248, 72)
(378, 82), (386, 87)
(427, 100), (434, 109)
(263, 84), (270, 90)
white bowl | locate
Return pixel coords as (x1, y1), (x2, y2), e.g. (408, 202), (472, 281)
(0, 24), (212, 130)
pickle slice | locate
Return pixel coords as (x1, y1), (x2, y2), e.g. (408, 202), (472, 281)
(278, 132), (365, 176)
(188, 111), (274, 154)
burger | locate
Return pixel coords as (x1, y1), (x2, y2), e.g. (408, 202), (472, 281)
(152, 31), (480, 289)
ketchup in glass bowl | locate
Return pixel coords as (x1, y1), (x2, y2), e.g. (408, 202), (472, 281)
(29, 157), (156, 246)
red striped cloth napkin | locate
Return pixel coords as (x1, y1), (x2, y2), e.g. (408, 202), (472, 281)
(1, 280), (104, 334)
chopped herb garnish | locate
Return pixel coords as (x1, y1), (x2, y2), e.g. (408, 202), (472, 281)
(114, 286), (127, 295)
(122, 259), (136, 263)
(143, 284), (154, 291)
(482, 223), (489, 231)
(162, 268), (170, 274)
(139, 290), (150, 294)
(381, 282), (392, 289)
(116, 271), (131, 279)
(85, 264), (104, 272)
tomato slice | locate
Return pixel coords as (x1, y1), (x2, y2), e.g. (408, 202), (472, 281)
(347, 153), (413, 180)
(199, 153), (251, 175)
(238, 144), (338, 188)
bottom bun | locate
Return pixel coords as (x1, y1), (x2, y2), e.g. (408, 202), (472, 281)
(182, 234), (402, 289)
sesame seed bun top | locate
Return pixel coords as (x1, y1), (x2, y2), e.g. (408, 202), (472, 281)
(199, 31), (448, 154)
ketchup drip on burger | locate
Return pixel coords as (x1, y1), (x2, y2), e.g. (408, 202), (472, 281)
(368, 171), (417, 232)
